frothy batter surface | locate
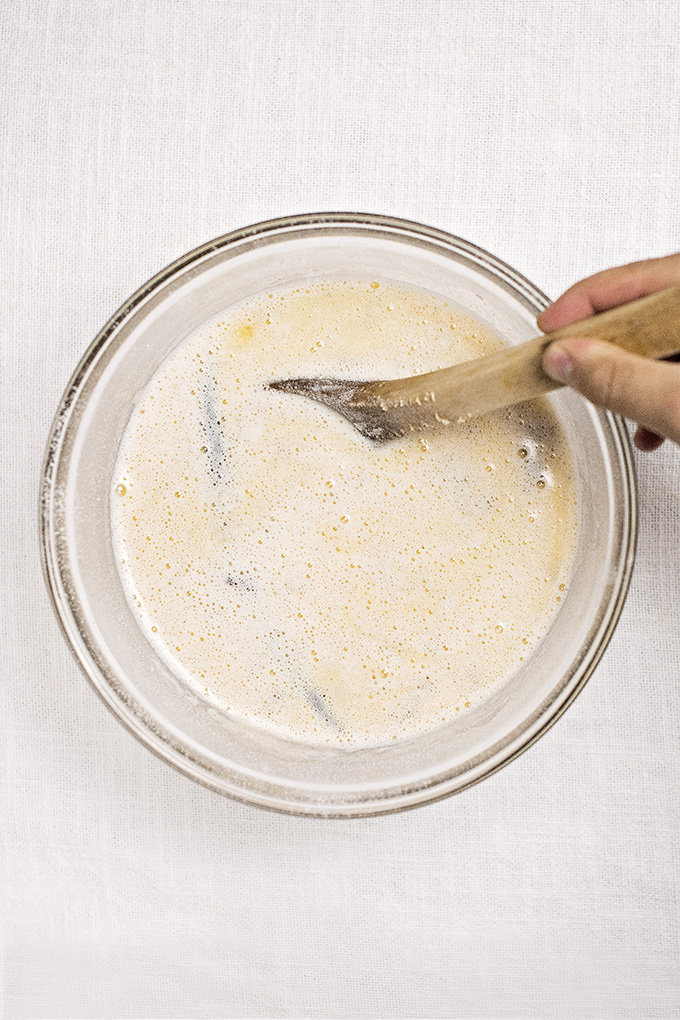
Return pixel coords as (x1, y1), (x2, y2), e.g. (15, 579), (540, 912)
(112, 281), (577, 746)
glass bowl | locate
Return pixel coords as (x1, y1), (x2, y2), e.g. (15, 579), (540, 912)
(40, 213), (636, 817)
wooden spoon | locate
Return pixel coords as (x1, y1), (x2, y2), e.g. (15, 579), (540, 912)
(269, 283), (680, 443)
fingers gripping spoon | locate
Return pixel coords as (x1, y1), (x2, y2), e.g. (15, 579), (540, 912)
(269, 283), (680, 443)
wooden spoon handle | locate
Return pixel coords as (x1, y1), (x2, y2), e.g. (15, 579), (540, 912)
(493, 281), (680, 409)
(377, 282), (680, 422)
(545, 281), (680, 354)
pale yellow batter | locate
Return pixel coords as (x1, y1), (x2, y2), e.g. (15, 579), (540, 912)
(112, 280), (577, 745)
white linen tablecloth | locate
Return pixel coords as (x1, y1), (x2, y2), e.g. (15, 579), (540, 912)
(2, 1), (680, 1016)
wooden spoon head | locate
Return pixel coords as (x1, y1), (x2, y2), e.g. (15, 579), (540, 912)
(268, 377), (405, 443)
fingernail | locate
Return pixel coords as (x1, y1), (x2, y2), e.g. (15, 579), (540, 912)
(543, 343), (573, 383)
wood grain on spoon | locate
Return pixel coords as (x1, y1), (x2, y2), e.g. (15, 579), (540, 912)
(269, 283), (680, 443)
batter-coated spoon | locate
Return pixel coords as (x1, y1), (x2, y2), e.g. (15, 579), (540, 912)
(269, 283), (680, 442)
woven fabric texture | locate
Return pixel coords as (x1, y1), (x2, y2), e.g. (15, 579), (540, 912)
(2, 1), (680, 1017)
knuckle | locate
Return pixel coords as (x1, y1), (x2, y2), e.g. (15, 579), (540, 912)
(582, 352), (625, 409)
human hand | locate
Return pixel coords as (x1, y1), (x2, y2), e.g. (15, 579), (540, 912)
(538, 253), (680, 451)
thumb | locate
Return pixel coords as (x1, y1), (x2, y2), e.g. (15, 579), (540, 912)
(542, 337), (680, 445)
